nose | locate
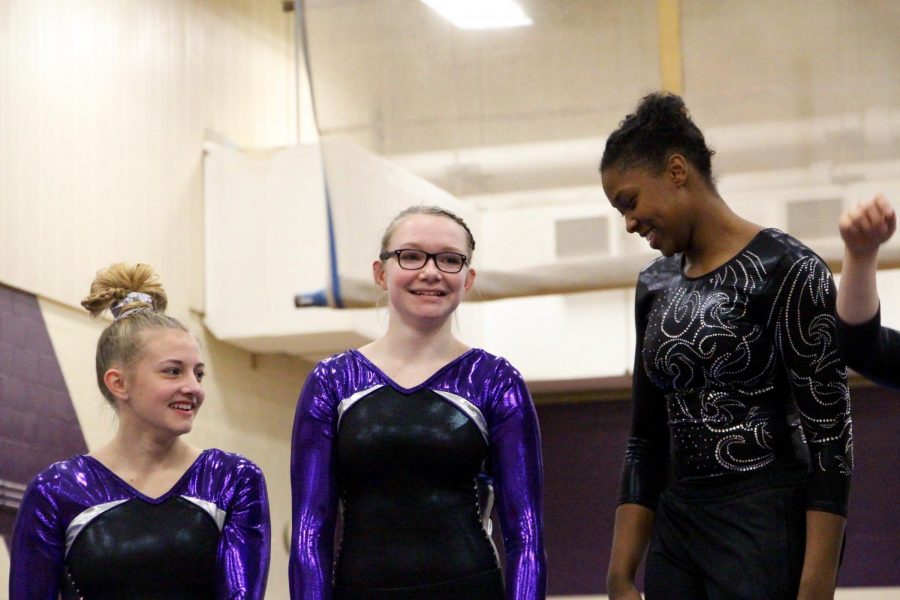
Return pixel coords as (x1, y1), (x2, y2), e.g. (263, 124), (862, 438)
(625, 214), (639, 234)
(418, 256), (443, 278)
(181, 374), (204, 401)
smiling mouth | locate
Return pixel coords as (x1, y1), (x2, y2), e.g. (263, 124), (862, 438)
(411, 290), (447, 297)
(169, 402), (195, 412)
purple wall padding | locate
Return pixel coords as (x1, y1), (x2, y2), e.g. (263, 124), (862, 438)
(837, 385), (900, 587)
(0, 283), (88, 544)
(535, 399), (636, 596)
(536, 387), (900, 595)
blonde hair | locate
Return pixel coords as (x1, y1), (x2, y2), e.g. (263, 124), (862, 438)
(81, 263), (187, 405)
(379, 205), (476, 260)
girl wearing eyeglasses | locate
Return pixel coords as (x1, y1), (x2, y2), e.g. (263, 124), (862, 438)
(289, 206), (546, 600)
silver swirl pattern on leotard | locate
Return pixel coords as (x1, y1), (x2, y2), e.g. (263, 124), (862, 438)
(642, 235), (852, 480)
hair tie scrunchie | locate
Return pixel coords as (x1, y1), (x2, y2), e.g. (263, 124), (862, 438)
(110, 291), (155, 321)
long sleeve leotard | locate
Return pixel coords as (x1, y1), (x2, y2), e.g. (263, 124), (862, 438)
(620, 229), (853, 516)
(837, 308), (900, 389)
(10, 448), (271, 600)
(289, 348), (545, 600)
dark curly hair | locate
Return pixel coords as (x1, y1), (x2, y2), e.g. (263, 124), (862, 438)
(600, 92), (716, 188)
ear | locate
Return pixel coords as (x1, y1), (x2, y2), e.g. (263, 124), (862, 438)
(372, 259), (387, 290)
(667, 154), (687, 187)
(464, 267), (476, 292)
(103, 368), (130, 403)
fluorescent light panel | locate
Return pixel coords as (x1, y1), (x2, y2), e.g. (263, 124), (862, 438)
(420, 0), (533, 30)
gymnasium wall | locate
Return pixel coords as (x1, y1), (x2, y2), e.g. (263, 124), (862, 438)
(0, 1), (303, 598)
(1, 1), (899, 599)
(536, 385), (900, 597)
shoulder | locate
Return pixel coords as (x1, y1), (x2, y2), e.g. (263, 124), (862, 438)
(26, 455), (91, 491)
(457, 349), (532, 410)
(634, 255), (681, 318)
(18, 456), (102, 523)
(751, 229), (834, 296)
(460, 348), (524, 383)
(637, 254), (682, 292)
(301, 349), (384, 407)
(198, 448), (265, 482)
(191, 450), (268, 508)
(755, 228), (828, 267)
(309, 349), (361, 378)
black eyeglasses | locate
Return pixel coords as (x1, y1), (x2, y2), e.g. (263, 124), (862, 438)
(379, 249), (469, 273)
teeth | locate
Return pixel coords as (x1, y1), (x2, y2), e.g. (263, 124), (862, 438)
(170, 403), (193, 411)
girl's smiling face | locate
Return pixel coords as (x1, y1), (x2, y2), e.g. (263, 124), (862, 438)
(107, 328), (206, 438)
(374, 213), (476, 326)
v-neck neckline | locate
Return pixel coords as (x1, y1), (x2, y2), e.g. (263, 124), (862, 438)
(350, 348), (477, 393)
(82, 449), (208, 504)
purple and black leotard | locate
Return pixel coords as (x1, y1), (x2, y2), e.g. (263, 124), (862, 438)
(289, 348), (546, 600)
(10, 448), (270, 599)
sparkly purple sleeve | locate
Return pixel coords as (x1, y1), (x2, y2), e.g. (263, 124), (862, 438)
(216, 459), (272, 599)
(289, 364), (340, 600)
(9, 466), (65, 600)
(487, 361), (547, 600)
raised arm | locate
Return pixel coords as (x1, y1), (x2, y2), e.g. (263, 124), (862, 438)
(289, 366), (340, 600)
(216, 460), (271, 599)
(836, 193), (895, 325)
(9, 467), (65, 600)
(835, 194), (900, 386)
(488, 364), (546, 600)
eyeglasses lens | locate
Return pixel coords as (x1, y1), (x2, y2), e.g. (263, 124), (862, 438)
(397, 250), (464, 273)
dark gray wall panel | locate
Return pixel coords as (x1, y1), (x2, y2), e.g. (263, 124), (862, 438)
(0, 283), (88, 540)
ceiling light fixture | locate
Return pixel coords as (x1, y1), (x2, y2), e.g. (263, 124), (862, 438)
(420, 0), (533, 30)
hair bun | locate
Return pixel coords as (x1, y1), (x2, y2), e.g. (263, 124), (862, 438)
(81, 262), (168, 318)
(635, 93), (691, 139)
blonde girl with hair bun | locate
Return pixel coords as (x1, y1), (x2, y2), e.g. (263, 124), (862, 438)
(10, 262), (271, 599)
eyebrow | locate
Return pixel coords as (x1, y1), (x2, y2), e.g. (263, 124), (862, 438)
(158, 359), (205, 370)
(396, 244), (466, 253)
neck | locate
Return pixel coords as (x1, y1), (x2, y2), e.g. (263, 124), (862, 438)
(102, 425), (190, 470)
(682, 192), (761, 276)
(370, 312), (467, 362)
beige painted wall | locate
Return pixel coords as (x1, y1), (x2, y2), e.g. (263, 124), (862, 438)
(2, 1), (899, 597)
(0, 0), (297, 312)
(0, 1), (304, 598)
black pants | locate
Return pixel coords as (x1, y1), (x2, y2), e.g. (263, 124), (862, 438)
(645, 469), (807, 600)
(334, 568), (505, 600)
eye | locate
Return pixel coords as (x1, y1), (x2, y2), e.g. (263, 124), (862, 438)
(617, 197), (635, 216)
(195, 370), (206, 382)
(439, 253), (464, 267)
(399, 249), (425, 260)
(164, 367), (182, 376)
